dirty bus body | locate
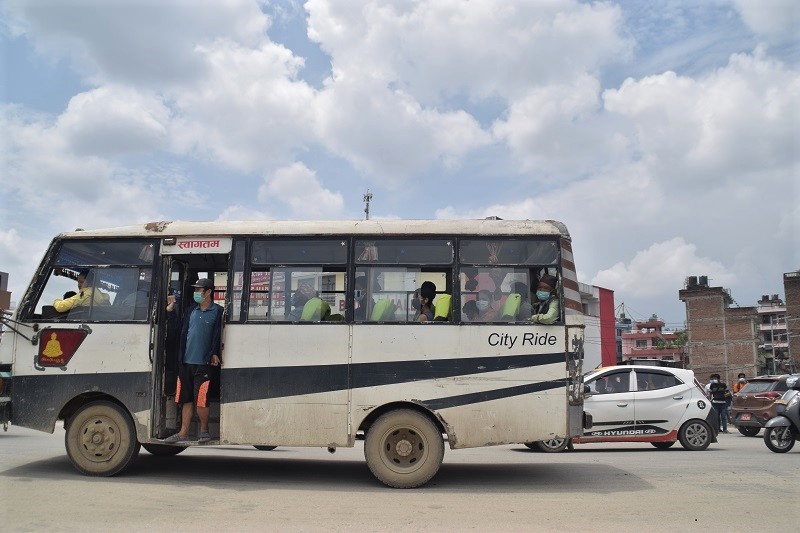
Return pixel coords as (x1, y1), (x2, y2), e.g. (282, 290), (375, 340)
(0, 219), (586, 488)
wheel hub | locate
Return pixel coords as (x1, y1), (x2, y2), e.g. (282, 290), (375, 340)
(78, 416), (120, 462)
(395, 439), (413, 457)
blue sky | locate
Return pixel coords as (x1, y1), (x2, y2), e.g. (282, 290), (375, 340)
(1, 0), (798, 327)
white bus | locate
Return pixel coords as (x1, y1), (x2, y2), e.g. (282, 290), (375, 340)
(0, 219), (586, 487)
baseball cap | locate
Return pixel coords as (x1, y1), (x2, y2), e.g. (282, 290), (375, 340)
(191, 278), (214, 290)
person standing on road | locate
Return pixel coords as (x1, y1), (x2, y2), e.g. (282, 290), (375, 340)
(708, 373), (731, 433)
(166, 278), (223, 443)
(733, 373), (748, 394)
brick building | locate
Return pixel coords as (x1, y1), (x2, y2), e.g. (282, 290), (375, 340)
(784, 270), (800, 372)
(678, 276), (759, 384)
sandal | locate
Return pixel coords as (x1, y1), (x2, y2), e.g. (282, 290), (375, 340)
(198, 432), (211, 443)
(164, 433), (188, 444)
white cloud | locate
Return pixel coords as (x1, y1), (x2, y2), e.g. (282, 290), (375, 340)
(56, 85), (171, 155)
(306, 0), (631, 103)
(259, 162), (344, 218)
(492, 74), (625, 177)
(603, 47), (799, 188)
(169, 39), (317, 173)
(3, 0), (269, 86)
(314, 78), (491, 183)
(733, 0), (800, 44)
(591, 238), (736, 299)
(217, 205), (273, 221)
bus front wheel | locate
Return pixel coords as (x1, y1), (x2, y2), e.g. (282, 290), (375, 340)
(364, 409), (444, 488)
(65, 401), (140, 476)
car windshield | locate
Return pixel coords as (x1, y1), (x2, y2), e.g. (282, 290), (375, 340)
(739, 381), (781, 394)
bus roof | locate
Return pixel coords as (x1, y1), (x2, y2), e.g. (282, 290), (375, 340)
(57, 219), (571, 240)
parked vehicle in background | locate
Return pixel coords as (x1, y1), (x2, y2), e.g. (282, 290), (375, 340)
(529, 365), (718, 452)
(763, 376), (800, 453)
(731, 375), (800, 437)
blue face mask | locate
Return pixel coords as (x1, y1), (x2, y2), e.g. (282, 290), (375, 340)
(193, 291), (204, 304)
(536, 290), (551, 301)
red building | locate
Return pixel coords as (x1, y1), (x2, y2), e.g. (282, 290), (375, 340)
(621, 317), (683, 366)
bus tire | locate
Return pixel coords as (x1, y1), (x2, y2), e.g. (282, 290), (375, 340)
(65, 401), (140, 476)
(142, 443), (187, 456)
(364, 409), (444, 488)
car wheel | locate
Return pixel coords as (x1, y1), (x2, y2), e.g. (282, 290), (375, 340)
(364, 409), (444, 488)
(65, 401), (140, 476)
(536, 438), (570, 453)
(678, 419), (712, 451)
(736, 426), (760, 437)
(650, 441), (676, 450)
(763, 427), (795, 453)
(253, 445), (278, 451)
(142, 443), (187, 456)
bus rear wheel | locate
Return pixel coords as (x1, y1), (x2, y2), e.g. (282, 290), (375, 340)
(364, 409), (444, 488)
(65, 401), (140, 476)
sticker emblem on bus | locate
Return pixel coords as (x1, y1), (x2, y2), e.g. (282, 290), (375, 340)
(37, 328), (89, 367)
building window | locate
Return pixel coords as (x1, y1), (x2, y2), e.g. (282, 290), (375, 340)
(635, 339), (648, 349)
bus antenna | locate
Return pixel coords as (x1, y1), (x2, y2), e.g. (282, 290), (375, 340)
(363, 190), (373, 220)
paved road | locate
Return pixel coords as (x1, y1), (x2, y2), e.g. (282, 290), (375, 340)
(1, 425), (798, 532)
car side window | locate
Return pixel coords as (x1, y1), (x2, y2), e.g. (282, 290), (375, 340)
(635, 371), (682, 391)
(588, 371), (630, 394)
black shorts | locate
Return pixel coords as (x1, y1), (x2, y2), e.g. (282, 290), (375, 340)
(176, 364), (212, 408)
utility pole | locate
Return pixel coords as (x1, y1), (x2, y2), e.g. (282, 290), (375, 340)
(363, 190), (373, 220)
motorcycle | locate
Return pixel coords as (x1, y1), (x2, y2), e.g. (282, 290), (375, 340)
(763, 376), (800, 453)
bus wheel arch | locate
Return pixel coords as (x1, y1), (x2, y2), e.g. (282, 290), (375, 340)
(362, 405), (446, 488)
(63, 398), (141, 476)
(357, 401), (449, 442)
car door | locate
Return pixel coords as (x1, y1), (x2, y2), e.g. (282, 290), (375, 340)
(581, 369), (634, 440)
(632, 369), (691, 439)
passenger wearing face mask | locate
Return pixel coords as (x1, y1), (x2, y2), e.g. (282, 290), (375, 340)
(475, 290), (497, 322)
(166, 277), (223, 444)
(530, 274), (560, 325)
(415, 281), (437, 322)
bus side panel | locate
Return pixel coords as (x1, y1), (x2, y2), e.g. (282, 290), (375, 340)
(11, 324), (153, 435)
(12, 373), (151, 433)
(219, 324), (351, 446)
(351, 324), (569, 448)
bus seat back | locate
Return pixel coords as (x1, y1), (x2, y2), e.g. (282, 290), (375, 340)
(500, 293), (522, 321)
(301, 297), (331, 321)
(371, 299), (397, 321)
(433, 294), (452, 321)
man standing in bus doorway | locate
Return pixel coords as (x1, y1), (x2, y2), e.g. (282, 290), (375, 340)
(166, 278), (223, 443)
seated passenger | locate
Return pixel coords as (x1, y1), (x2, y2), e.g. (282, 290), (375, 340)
(52, 270), (110, 313)
(353, 276), (374, 321)
(511, 282), (533, 320)
(462, 299), (479, 322)
(475, 290), (497, 322)
(416, 281), (436, 322)
(287, 282), (315, 321)
(530, 273), (560, 325)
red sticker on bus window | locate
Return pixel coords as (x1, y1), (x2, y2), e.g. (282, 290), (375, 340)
(38, 328), (89, 367)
